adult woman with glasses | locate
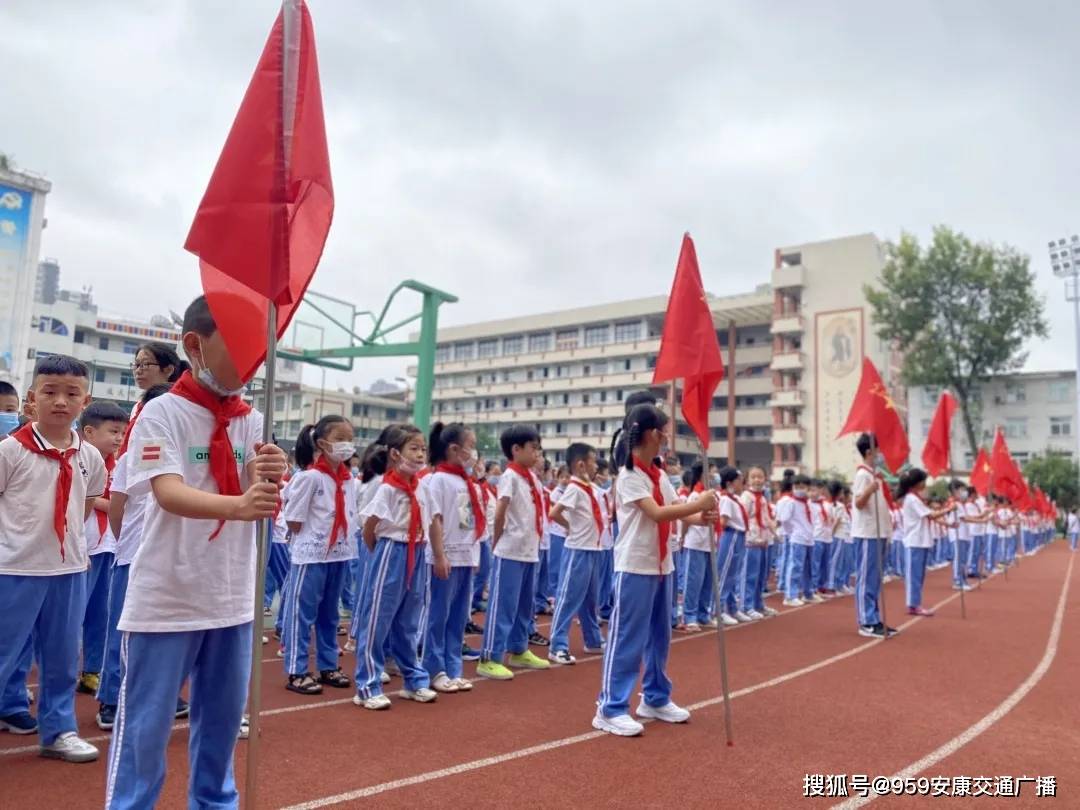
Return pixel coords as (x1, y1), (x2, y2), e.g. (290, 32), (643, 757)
(131, 342), (187, 393)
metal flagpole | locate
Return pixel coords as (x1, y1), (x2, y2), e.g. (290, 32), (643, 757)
(701, 441), (735, 745)
(948, 448), (965, 620)
(245, 2), (300, 806)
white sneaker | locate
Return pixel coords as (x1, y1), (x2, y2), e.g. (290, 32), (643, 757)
(810, 594), (825, 604)
(344, 640), (357, 653)
(636, 700), (691, 723)
(582, 643), (606, 655)
(238, 715), (250, 740)
(719, 613), (738, 626)
(39, 732), (99, 763)
(782, 598), (804, 607)
(952, 583), (974, 591)
(261, 635), (268, 644)
(450, 677), (474, 691)
(734, 611), (753, 623)
(549, 649), (576, 665)
(746, 610), (764, 621)
(353, 694), (391, 710)
(703, 618), (719, 628)
(592, 710), (644, 737)
(399, 687), (438, 703)
(762, 606), (779, 617)
(432, 673), (460, 693)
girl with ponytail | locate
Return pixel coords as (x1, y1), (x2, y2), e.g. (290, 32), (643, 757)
(281, 415), (358, 696)
(594, 403), (717, 738)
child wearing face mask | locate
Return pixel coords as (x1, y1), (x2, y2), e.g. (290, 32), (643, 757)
(780, 474), (816, 607)
(280, 415), (359, 696)
(0, 380), (21, 438)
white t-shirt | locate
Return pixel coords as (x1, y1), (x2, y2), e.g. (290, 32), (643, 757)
(1068, 513), (1079, 533)
(781, 496), (814, 546)
(901, 493), (933, 549)
(614, 466), (678, 576)
(810, 500), (832, 543)
(0, 426), (106, 576)
(851, 466), (893, 539)
(600, 487), (615, 549)
(111, 454), (147, 567)
(480, 483), (497, 542)
(834, 503), (852, 542)
(494, 468), (543, 563)
(719, 492), (747, 532)
(557, 478), (607, 551)
(548, 484), (567, 539)
(422, 470), (481, 567)
(119, 393), (262, 633)
(954, 503), (971, 542)
(682, 491), (715, 552)
(742, 490), (774, 546)
(357, 475), (382, 515)
(84, 501), (117, 556)
(361, 481), (422, 544)
(283, 467), (359, 565)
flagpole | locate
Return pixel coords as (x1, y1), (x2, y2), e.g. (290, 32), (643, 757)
(701, 440), (735, 746)
(948, 445), (965, 620)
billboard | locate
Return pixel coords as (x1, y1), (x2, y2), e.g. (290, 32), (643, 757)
(0, 183), (34, 382)
(814, 307), (864, 473)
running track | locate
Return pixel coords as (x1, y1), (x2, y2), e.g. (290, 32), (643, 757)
(3, 542), (1077, 808)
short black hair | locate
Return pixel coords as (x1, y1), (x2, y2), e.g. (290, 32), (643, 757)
(827, 480), (844, 499)
(565, 442), (595, 471)
(793, 474), (812, 487)
(810, 478), (825, 489)
(429, 422), (471, 465)
(500, 424), (541, 460)
(897, 467), (929, 499)
(595, 458), (609, 474)
(718, 465), (741, 489)
(79, 400), (129, 430)
(856, 433), (874, 459)
(182, 295), (217, 337)
(33, 354), (89, 381)
(688, 461), (705, 489)
(624, 390), (659, 414)
(0, 380), (17, 399)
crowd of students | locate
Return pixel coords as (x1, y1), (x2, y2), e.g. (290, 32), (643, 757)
(0, 299), (1072, 805)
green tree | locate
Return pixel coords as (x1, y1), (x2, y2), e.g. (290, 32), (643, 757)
(865, 226), (1048, 456)
(1023, 453), (1079, 512)
(471, 425), (501, 460)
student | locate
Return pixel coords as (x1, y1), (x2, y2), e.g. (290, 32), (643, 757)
(741, 465), (777, 619)
(1068, 508), (1079, 552)
(96, 385), (186, 731)
(530, 457), (555, 633)
(966, 491), (989, 579)
(809, 479), (835, 596)
(478, 425), (551, 680)
(715, 466), (751, 624)
(352, 424), (435, 709)
(105, 296), (286, 809)
(594, 458), (616, 623)
(548, 443), (607, 663)
(889, 501), (905, 579)
(470, 459), (501, 620)
(593, 404), (716, 737)
(422, 422), (484, 693)
(850, 434), (897, 638)
(75, 401), (128, 699)
(547, 464), (570, 602)
(346, 431), (391, 650)
(827, 481), (851, 594)
(948, 480), (975, 592)
(0, 356), (106, 759)
(780, 474), (815, 607)
(0, 380), (21, 438)
(898, 468), (952, 617)
(773, 470), (795, 599)
(679, 462), (717, 632)
(281, 415), (358, 695)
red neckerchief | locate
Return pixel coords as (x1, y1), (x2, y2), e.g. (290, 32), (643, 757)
(314, 457), (351, 553)
(793, 493), (812, 522)
(383, 469), (422, 586)
(542, 487), (552, 523)
(13, 424), (79, 561)
(507, 462), (544, 538)
(677, 486), (689, 498)
(632, 456), (669, 571)
(723, 491), (749, 530)
(170, 371), (251, 540)
(748, 489), (770, 529)
(434, 463), (485, 539)
(815, 498), (830, 523)
(94, 453), (116, 545)
(858, 464), (896, 510)
(116, 400), (142, 459)
(570, 477), (604, 543)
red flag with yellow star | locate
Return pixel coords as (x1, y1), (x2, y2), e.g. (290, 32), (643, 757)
(969, 447), (992, 497)
(836, 357), (910, 473)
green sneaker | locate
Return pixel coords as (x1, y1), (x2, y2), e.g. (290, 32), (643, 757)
(508, 650), (550, 670)
(476, 660), (515, 680)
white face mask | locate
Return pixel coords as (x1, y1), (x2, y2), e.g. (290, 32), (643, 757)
(957, 489), (968, 500)
(793, 488), (807, 498)
(194, 341), (245, 398)
(324, 441), (356, 463)
(398, 457), (424, 475)
(463, 447), (478, 465)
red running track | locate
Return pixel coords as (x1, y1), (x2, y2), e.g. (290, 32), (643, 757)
(2, 543), (1077, 809)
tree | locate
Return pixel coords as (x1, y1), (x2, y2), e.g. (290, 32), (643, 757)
(865, 226), (1048, 455)
(1023, 453), (1079, 511)
(471, 425), (501, 460)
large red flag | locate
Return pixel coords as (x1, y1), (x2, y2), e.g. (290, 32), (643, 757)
(836, 357), (910, 473)
(921, 390), (957, 477)
(185, 0), (333, 381)
(969, 447), (992, 496)
(652, 234), (725, 449)
(990, 428), (1028, 504)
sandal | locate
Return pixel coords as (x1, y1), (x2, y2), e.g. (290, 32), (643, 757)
(286, 673), (323, 695)
(319, 669), (352, 689)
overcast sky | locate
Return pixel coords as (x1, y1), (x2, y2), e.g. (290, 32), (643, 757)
(4, 0), (1078, 390)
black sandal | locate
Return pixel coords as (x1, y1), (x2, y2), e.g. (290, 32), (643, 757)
(286, 673), (323, 695)
(319, 669), (352, 689)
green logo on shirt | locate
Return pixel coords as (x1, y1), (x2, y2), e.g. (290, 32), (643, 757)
(188, 447), (244, 465)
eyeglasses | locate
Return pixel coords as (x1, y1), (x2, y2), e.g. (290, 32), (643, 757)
(130, 362), (160, 372)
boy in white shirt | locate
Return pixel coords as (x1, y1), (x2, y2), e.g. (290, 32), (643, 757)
(780, 474), (816, 607)
(0, 356), (106, 760)
(850, 433), (897, 638)
(1068, 508), (1079, 552)
(105, 296), (286, 809)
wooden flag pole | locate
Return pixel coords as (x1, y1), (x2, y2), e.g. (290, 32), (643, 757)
(700, 440), (735, 745)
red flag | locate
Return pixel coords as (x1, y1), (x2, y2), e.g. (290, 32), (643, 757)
(836, 357), (910, 473)
(969, 447), (992, 497)
(652, 234), (724, 449)
(185, 0), (333, 381)
(990, 428), (1028, 505)
(920, 391), (957, 477)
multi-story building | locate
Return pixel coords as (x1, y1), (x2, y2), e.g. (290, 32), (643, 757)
(252, 383), (409, 448)
(908, 371), (1077, 469)
(35, 258), (60, 305)
(419, 233), (904, 474)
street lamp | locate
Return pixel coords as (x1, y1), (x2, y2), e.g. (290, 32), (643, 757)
(1048, 235), (1080, 503)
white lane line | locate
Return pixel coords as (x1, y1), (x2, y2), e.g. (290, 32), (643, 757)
(830, 554), (1074, 810)
(277, 589), (971, 809)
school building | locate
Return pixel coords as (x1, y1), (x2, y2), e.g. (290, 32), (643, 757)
(908, 371), (1078, 468)
(251, 383), (409, 448)
(418, 233), (903, 476)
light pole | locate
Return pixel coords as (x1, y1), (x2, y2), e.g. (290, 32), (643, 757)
(1048, 234), (1080, 507)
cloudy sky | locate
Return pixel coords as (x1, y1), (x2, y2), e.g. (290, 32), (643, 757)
(4, 0), (1078, 389)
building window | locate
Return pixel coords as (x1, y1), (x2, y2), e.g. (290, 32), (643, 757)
(1051, 416), (1072, 437)
(600, 391), (607, 403)
(617, 389), (624, 401)
(599, 420), (606, 432)
(555, 422), (565, 435)
(624, 359), (632, 372)
(122, 340), (139, 355)
(594, 361), (608, 375)
(98, 336), (109, 351)
(453, 342), (475, 361)
(475, 401), (482, 412)
(562, 393), (569, 405)
(528, 333), (552, 353)
(275, 395), (285, 411)
(1048, 380), (1071, 403)
(502, 398), (510, 408)
(920, 387), (941, 408)
(291, 394), (302, 409)
(555, 329), (578, 350)
(477, 339), (498, 358)
(351, 402), (363, 417)
(94, 368), (106, 383)
(385, 409), (400, 420)
(1005, 417), (1028, 439)
(542, 367), (550, 378)
(74, 329), (86, 344)
(119, 372), (134, 387)
(1004, 382), (1026, 404)
(582, 423), (590, 435)
(583, 364), (591, 376)
(503, 335), (523, 355)
(541, 394), (549, 406)
(526, 369), (534, 381)
(435, 345), (451, 363)
(584, 325), (609, 347)
(525, 397), (533, 408)
(583, 393), (591, 405)
(614, 321), (642, 343)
